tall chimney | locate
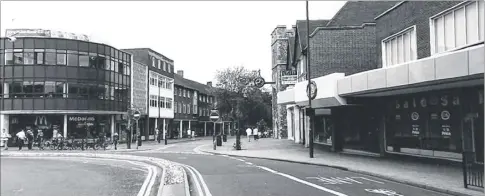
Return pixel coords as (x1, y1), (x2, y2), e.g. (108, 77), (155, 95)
(207, 81), (212, 87)
(177, 70), (184, 78)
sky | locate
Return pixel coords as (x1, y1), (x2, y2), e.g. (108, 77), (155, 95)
(0, 1), (346, 84)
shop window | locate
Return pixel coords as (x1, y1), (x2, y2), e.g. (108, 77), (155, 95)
(79, 53), (89, 67)
(13, 52), (23, 65)
(166, 98), (172, 109)
(35, 52), (44, 64)
(56, 52), (66, 65)
(67, 53), (78, 66)
(45, 52), (56, 65)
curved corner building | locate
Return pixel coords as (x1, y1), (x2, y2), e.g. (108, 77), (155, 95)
(0, 36), (131, 142)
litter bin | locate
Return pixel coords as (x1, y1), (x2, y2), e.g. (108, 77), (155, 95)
(137, 135), (142, 146)
(216, 135), (222, 146)
(222, 134), (227, 142)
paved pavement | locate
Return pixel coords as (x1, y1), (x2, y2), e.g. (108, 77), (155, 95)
(1, 157), (147, 196)
(124, 139), (454, 196)
(197, 137), (483, 196)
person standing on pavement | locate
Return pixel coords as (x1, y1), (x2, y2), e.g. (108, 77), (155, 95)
(253, 127), (259, 141)
(26, 129), (34, 150)
(245, 127), (252, 142)
(113, 132), (119, 150)
(187, 129), (192, 139)
(155, 128), (160, 143)
(16, 129), (26, 151)
(1, 129), (11, 150)
(37, 129), (44, 150)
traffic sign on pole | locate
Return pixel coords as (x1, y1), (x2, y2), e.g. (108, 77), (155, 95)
(133, 110), (141, 121)
(210, 109), (219, 122)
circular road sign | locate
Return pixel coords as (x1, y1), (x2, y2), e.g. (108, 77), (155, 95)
(306, 81), (317, 100)
(133, 110), (141, 121)
(210, 109), (219, 122)
(254, 77), (266, 88)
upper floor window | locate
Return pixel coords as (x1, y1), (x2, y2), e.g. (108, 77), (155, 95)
(151, 57), (156, 67)
(157, 59), (161, 69)
(174, 101), (178, 113)
(167, 64), (171, 73)
(166, 98), (172, 109)
(163, 61), (167, 71)
(382, 26), (417, 67)
(430, 1), (484, 55)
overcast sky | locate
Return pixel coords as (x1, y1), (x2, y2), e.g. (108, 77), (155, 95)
(1, 1), (345, 84)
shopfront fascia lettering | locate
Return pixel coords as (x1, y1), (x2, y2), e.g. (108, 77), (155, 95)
(69, 116), (95, 122)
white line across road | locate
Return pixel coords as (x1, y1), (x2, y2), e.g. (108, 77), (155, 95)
(3, 156), (158, 196)
(218, 155), (349, 196)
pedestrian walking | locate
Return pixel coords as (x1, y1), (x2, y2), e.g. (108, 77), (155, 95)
(191, 130), (195, 140)
(26, 129), (34, 150)
(245, 127), (252, 142)
(187, 129), (192, 139)
(37, 129), (44, 150)
(253, 127), (259, 141)
(1, 129), (11, 150)
(113, 132), (119, 150)
(16, 129), (26, 151)
(155, 128), (160, 143)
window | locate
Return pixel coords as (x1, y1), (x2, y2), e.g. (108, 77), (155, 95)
(193, 104), (197, 114)
(159, 77), (166, 88)
(151, 57), (156, 67)
(150, 95), (158, 107)
(382, 26), (417, 67)
(44, 81), (56, 98)
(159, 96), (165, 108)
(56, 82), (64, 97)
(57, 52), (66, 65)
(187, 105), (191, 114)
(163, 61), (167, 71)
(183, 89), (186, 97)
(167, 63), (171, 73)
(79, 52), (89, 67)
(24, 52), (34, 65)
(5, 52), (13, 65)
(178, 88), (182, 96)
(174, 101), (178, 113)
(166, 98), (172, 109)
(166, 80), (173, 90)
(183, 104), (187, 114)
(45, 51), (56, 65)
(14, 52), (23, 65)
(157, 59), (161, 69)
(430, 1), (485, 54)
(178, 102), (182, 113)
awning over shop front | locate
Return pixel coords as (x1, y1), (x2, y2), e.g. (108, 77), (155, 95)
(294, 73), (347, 108)
(277, 88), (295, 104)
(337, 44), (484, 97)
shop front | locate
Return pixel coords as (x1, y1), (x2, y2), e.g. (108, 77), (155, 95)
(384, 86), (483, 161)
(67, 115), (112, 139)
(8, 114), (64, 146)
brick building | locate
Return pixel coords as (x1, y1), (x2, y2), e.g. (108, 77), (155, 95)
(173, 70), (229, 138)
(277, 0), (484, 163)
(276, 1), (397, 150)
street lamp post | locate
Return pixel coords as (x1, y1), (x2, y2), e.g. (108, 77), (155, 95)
(306, 0), (314, 158)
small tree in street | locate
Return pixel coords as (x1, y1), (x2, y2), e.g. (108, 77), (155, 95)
(212, 66), (272, 149)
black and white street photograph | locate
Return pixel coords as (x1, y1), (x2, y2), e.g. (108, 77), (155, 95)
(0, 1), (484, 196)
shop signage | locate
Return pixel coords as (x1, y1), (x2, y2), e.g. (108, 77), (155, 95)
(441, 110), (450, 121)
(6, 29), (51, 38)
(254, 77), (266, 88)
(69, 116), (95, 122)
(5, 28), (90, 41)
(441, 125), (451, 137)
(411, 112), (419, 121)
(307, 81), (317, 100)
(411, 125), (420, 136)
(34, 116), (51, 129)
(281, 70), (297, 85)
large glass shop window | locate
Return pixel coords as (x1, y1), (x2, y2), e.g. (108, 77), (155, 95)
(387, 91), (462, 153)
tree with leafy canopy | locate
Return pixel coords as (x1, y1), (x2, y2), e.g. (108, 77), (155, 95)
(212, 66), (272, 131)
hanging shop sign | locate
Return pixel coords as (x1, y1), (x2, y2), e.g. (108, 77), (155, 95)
(307, 80), (317, 100)
(280, 70), (297, 85)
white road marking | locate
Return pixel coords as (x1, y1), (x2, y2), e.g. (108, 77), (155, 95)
(306, 176), (364, 185)
(244, 162), (253, 165)
(157, 164), (167, 196)
(193, 144), (213, 155)
(182, 165), (204, 196)
(182, 164), (213, 196)
(352, 177), (385, 184)
(257, 166), (348, 196)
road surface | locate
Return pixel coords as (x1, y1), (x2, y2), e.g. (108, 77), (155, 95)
(1, 157), (148, 196)
(129, 139), (451, 196)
